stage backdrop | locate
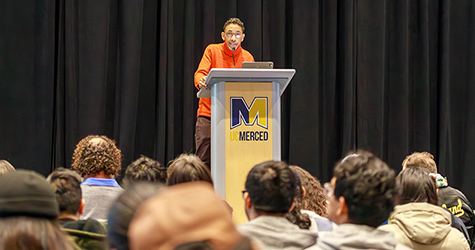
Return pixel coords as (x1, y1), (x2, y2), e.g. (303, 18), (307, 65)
(1, 1), (475, 205)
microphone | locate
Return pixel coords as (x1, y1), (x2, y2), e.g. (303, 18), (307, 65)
(232, 47), (236, 68)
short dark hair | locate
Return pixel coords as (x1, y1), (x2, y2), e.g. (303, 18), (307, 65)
(334, 151), (396, 227)
(46, 168), (83, 215)
(124, 155), (167, 187)
(245, 161), (296, 214)
(223, 17), (245, 33)
(167, 154), (213, 186)
(396, 166), (438, 205)
(107, 182), (165, 250)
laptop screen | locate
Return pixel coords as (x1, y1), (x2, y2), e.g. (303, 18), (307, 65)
(241, 61), (274, 69)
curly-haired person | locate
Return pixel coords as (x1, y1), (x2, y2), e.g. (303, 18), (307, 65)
(307, 150), (411, 250)
(71, 135), (124, 223)
(289, 165), (334, 234)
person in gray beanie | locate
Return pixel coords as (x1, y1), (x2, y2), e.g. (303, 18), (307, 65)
(0, 170), (76, 250)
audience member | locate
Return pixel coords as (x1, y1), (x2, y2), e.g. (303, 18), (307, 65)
(47, 167), (108, 249)
(107, 182), (165, 250)
(380, 166), (469, 249)
(290, 165), (334, 233)
(167, 153), (213, 186)
(402, 151), (475, 244)
(72, 135), (124, 222)
(0, 170), (76, 250)
(123, 155), (167, 188)
(238, 161), (317, 249)
(128, 182), (253, 250)
(285, 167), (311, 230)
(307, 151), (411, 250)
(0, 159), (15, 175)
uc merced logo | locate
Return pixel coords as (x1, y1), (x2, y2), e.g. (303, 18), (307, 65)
(230, 97), (268, 141)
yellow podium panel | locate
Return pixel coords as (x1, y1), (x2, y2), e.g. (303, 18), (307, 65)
(225, 82), (274, 224)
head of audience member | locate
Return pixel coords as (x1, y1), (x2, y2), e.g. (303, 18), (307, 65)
(395, 166), (438, 206)
(243, 161), (296, 221)
(221, 17), (246, 51)
(123, 155), (167, 188)
(326, 150), (396, 227)
(108, 182), (165, 250)
(167, 153), (213, 186)
(0, 159), (15, 175)
(71, 135), (122, 179)
(401, 151), (437, 173)
(0, 170), (76, 250)
(46, 168), (84, 221)
(289, 165), (327, 217)
(129, 182), (251, 250)
(285, 167), (311, 229)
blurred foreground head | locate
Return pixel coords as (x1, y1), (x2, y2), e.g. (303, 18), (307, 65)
(129, 182), (252, 250)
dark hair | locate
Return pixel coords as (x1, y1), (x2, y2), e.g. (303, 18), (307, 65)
(395, 166), (438, 205)
(108, 182), (165, 250)
(46, 168), (83, 215)
(124, 155), (167, 187)
(71, 135), (122, 177)
(223, 17), (245, 33)
(167, 154), (213, 186)
(285, 168), (311, 229)
(0, 216), (76, 250)
(0, 160), (15, 175)
(333, 151), (396, 227)
(174, 241), (213, 250)
(245, 161), (296, 214)
(289, 165), (327, 217)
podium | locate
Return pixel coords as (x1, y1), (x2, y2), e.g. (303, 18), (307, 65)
(197, 68), (295, 224)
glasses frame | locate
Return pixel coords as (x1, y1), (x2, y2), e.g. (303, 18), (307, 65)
(323, 182), (334, 199)
(226, 32), (242, 39)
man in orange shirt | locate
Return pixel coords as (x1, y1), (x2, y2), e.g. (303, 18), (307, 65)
(194, 17), (255, 168)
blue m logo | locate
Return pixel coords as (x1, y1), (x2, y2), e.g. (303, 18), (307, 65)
(230, 97), (268, 129)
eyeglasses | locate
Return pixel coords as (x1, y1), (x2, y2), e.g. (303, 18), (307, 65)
(226, 32), (242, 39)
(323, 182), (334, 199)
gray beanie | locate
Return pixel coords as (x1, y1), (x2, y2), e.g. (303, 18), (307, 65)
(0, 170), (59, 219)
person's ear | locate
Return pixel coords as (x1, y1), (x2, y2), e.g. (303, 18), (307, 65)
(241, 33), (245, 42)
(337, 196), (348, 216)
(288, 201), (296, 212)
(244, 192), (252, 209)
(221, 32), (226, 41)
(79, 198), (86, 215)
(302, 186), (307, 198)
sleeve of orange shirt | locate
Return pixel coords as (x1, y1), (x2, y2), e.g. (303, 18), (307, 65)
(194, 45), (213, 90)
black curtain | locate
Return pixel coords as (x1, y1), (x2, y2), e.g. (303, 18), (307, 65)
(1, 0), (474, 202)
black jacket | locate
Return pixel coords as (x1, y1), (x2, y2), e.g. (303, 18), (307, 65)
(438, 186), (475, 249)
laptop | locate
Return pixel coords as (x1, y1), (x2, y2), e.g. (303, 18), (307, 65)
(242, 61), (274, 69)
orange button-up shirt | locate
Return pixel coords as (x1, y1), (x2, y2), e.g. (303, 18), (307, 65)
(194, 42), (255, 117)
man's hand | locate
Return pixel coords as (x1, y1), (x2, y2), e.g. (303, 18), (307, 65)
(198, 76), (208, 89)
